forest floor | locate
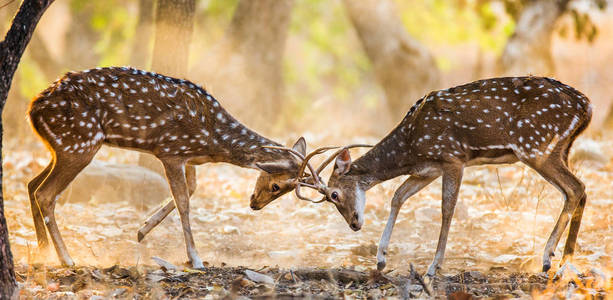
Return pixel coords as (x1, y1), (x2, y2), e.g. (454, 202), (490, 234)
(5, 134), (613, 299)
(14, 263), (612, 299)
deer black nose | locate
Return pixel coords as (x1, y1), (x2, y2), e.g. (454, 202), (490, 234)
(350, 222), (361, 231)
(249, 195), (261, 210)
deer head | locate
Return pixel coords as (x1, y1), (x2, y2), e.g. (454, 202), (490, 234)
(250, 137), (307, 210)
(322, 149), (366, 231)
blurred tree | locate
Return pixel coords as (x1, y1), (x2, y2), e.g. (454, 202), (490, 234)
(191, 0), (294, 131)
(343, 0), (440, 121)
(130, 0), (155, 69)
(65, 1), (103, 70)
(151, 0), (195, 76)
(499, 0), (571, 75)
(0, 1), (55, 297)
(138, 0), (195, 175)
(472, 0), (607, 75)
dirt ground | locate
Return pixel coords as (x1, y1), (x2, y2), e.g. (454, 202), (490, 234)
(4, 133), (612, 299)
(14, 263), (612, 299)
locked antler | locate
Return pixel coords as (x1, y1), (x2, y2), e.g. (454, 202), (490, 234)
(262, 145), (339, 202)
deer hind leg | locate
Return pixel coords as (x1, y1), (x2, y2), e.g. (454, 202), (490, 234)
(137, 164), (197, 242)
(426, 164), (463, 277)
(377, 175), (439, 271)
(28, 161), (54, 249)
(160, 160), (204, 269)
(560, 144), (586, 266)
(525, 154), (585, 272)
(34, 152), (97, 266)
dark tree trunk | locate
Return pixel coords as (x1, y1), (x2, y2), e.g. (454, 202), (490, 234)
(343, 0), (440, 122)
(190, 0), (294, 131)
(0, 1), (55, 296)
(499, 0), (571, 76)
(151, 0), (195, 76)
(130, 0), (155, 69)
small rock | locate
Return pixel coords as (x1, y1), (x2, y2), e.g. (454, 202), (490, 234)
(367, 288), (382, 299)
(244, 270), (275, 285)
(111, 288), (127, 297)
(222, 225), (240, 235)
(268, 250), (297, 258)
(554, 262), (581, 280)
(47, 282), (60, 292)
(147, 274), (166, 283)
(151, 256), (178, 272)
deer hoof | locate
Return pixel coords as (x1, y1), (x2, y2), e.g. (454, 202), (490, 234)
(542, 262), (551, 272)
(377, 260), (386, 271)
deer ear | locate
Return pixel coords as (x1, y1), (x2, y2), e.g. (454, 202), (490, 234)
(334, 149), (352, 175)
(292, 137), (306, 156)
(256, 161), (291, 174)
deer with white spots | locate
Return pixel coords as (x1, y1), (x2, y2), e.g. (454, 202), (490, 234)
(27, 67), (328, 269)
(296, 76), (592, 276)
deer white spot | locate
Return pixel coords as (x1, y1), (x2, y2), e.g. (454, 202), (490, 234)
(524, 86), (531, 90)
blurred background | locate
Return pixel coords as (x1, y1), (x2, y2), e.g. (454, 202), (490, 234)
(1, 0), (612, 274)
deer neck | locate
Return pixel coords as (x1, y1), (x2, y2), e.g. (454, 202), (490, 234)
(208, 113), (294, 169)
(349, 124), (417, 191)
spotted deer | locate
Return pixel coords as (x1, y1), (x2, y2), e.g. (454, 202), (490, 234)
(294, 77), (592, 276)
(28, 67), (325, 269)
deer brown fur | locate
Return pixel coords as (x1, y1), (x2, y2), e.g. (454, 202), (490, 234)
(318, 76), (592, 276)
(28, 67), (306, 268)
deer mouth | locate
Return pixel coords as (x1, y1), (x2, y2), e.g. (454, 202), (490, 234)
(249, 194), (263, 210)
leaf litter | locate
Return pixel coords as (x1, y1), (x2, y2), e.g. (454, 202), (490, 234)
(4, 134), (613, 298)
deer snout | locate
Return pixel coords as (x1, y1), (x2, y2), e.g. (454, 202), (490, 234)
(249, 194), (262, 210)
(349, 212), (362, 231)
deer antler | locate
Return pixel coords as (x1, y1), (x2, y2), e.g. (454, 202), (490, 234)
(262, 145), (339, 203)
(315, 144), (373, 176)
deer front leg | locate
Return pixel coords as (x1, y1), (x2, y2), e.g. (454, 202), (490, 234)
(377, 175), (438, 271)
(426, 164), (463, 277)
(137, 165), (197, 242)
(161, 160), (204, 269)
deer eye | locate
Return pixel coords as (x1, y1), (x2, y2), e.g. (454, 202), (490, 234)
(271, 183), (280, 192)
(331, 191), (339, 200)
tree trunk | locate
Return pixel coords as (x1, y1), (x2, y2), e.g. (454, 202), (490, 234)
(343, 0), (440, 122)
(139, 0), (195, 174)
(499, 0), (571, 76)
(0, 1), (55, 296)
(151, 0), (195, 76)
(130, 0), (155, 69)
(190, 0), (294, 131)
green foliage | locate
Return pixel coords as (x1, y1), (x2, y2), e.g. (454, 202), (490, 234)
(474, 0), (607, 44)
(395, 0), (514, 70)
(191, 0), (239, 64)
(17, 56), (49, 100)
(283, 0), (370, 114)
(70, 0), (137, 66)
